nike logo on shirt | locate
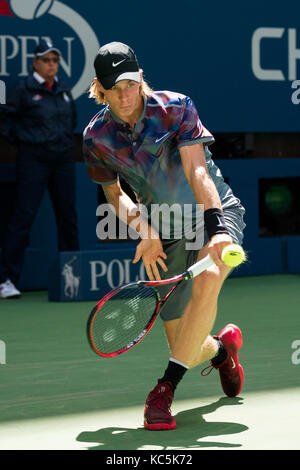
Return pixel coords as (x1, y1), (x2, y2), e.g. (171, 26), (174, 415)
(155, 132), (170, 143)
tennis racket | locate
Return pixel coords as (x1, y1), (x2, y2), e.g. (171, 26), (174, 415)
(87, 243), (245, 358)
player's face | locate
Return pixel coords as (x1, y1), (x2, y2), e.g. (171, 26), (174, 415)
(100, 79), (143, 123)
(33, 52), (59, 82)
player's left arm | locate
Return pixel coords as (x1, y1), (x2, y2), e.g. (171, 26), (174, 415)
(179, 143), (232, 264)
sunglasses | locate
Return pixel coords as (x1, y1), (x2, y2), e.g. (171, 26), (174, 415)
(39, 57), (60, 64)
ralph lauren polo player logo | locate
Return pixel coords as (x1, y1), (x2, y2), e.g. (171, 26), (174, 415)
(61, 256), (80, 299)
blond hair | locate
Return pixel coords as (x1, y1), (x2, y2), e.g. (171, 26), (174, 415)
(88, 75), (153, 105)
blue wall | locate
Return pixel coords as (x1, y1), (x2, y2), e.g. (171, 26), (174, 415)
(2, 158), (300, 294)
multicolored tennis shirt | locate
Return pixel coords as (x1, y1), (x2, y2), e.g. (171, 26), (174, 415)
(83, 90), (243, 240)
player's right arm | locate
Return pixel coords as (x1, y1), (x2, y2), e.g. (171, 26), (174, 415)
(83, 132), (167, 280)
(103, 180), (167, 280)
(102, 179), (142, 229)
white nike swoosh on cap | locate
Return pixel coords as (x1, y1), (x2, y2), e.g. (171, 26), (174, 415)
(112, 59), (126, 67)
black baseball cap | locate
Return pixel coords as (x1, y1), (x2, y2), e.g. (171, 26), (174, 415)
(94, 42), (141, 90)
(34, 40), (60, 57)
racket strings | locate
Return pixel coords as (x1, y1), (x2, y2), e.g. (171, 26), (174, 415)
(90, 284), (158, 355)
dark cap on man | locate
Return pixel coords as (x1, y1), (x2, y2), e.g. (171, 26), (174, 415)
(34, 40), (61, 57)
(94, 42), (140, 90)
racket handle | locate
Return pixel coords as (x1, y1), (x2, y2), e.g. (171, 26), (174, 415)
(187, 243), (245, 279)
(186, 254), (214, 279)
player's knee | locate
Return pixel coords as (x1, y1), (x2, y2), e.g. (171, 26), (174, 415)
(192, 268), (224, 300)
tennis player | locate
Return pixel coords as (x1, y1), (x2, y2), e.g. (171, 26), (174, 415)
(83, 42), (246, 430)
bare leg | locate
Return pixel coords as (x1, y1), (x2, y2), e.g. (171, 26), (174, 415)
(164, 244), (232, 368)
(164, 319), (219, 367)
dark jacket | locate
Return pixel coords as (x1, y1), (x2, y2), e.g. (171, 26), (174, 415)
(0, 73), (77, 153)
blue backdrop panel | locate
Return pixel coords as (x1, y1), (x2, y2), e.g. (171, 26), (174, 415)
(216, 158), (300, 276)
(287, 237), (300, 273)
(48, 248), (146, 302)
(1, 157), (300, 297)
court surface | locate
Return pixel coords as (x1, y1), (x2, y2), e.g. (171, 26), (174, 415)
(0, 274), (299, 450)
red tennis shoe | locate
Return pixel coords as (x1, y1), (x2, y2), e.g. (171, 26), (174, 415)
(144, 381), (176, 430)
(202, 323), (244, 397)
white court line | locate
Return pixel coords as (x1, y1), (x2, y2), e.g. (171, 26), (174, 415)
(0, 388), (299, 450)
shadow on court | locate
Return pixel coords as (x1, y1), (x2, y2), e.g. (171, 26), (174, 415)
(76, 397), (248, 450)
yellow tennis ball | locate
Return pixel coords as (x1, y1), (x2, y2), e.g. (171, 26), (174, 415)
(221, 244), (246, 267)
